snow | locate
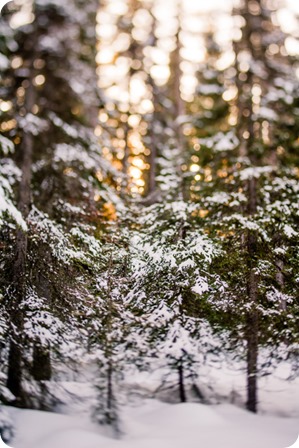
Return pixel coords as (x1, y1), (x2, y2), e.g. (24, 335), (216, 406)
(192, 277), (209, 294)
(175, 115), (192, 125)
(198, 84), (223, 95)
(239, 166), (273, 180)
(23, 289), (65, 346)
(0, 175), (27, 231)
(18, 114), (49, 136)
(54, 144), (96, 169)
(49, 113), (79, 139)
(0, 53), (9, 70)
(0, 406), (13, 444)
(6, 399), (299, 448)
(284, 224), (298, 238)
(214, 131), (239, 151)
(39, 35), (62, 52)
(205, 192), (230, 204)
(0, 135), (14, 155)
(256, 106), (279, 121)
(199, 131), (239, 152)
(2, 346), (298, 448)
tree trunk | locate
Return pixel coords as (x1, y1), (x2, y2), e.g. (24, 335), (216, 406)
(6, 338), (24, 404)
(121, 121), (130, 196)
(104, 254), (118, 430)
(31, 344), (52, 381)
(171, 19), (187, 201)
(246, 308), (258, 413)
(246, 266), (259, 413)
(6, 64), (35, 405)
(148, 85), (158, 196)
(172, 29), (185, 156)
(234, 1), (261, 406)
(107, 360), (113, 414)
(178, 361), (186, 403)
(146, 15), (158, 198)
(245, 177), (259, 413)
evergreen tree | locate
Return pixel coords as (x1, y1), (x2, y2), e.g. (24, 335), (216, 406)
(127, 200), (222, 401)
(0, 0), (119, 408)
(192, 0), (299, 412)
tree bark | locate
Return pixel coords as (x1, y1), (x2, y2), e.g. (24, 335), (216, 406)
(170, 17), (187, 201)
(107, 360), (113, 415)
(246, 259), (259, 413)
(6, 64), (35, 405)
(31, 344), (52, 381)
(178, 361), (186, 403)
(233, 0), (262, 409)
(246, 308), (258, 413)
(245, 178), (259, 413)
(148, 81), (158, 196)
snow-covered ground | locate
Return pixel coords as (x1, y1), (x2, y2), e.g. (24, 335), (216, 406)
(2, 356), (298, 448)
(5, 399), (299, 448)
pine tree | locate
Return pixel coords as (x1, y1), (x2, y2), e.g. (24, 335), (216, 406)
(0, 0), (119, 408)
(127, 200), (221, 401)
(192, 0), (299, 412)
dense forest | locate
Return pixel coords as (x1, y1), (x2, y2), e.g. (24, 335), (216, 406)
(0, 0), (298, 446)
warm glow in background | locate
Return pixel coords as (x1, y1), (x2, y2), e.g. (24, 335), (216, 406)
(4, 0), (299, 194)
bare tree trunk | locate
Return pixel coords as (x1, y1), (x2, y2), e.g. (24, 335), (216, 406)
(178, 361), (186, 403)
(245, 177), (259, 413)
(121, 122), (130, 196)
(246, 249), (259, 412)
(146, 14), (158, 198)
(246, 307), (258, 413)
(31, 343), (52, 381)
(148, 129), (157, 195)
(170, 13), (187, 200)
(103, 253), (118, 430)
(234, 4), (261, 406)
(6, 336), (24, 403)
(107, 360), (113, 414)
(147, 80), (158, 196)
(172, 29), (185, 156)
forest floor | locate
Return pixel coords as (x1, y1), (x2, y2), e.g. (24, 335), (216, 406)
(5, 359), (299, 448)
(8, 399), (299, 448)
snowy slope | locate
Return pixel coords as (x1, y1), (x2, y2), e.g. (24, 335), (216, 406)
(6, 400), (299, 448)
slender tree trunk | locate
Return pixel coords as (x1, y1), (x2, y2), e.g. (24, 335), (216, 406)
(178, 361), (186, 403)
(148, 82), (158, 196)
(6, 66), (36, 404)
(107, 360), (113, 414)
(246, 309), (258, 412)
(234, 8), (261, 407)
(121, 122), (130, 196)
(6, 337), (24, 403)
(148, 130), (157, 195)
(172, 29), (185, 156)
(106, 256), (114, 418)
(146, 15), (158, 198)
(171, 15), (187, 200)
(246, 261), (259, 413)
(103, 253), (118, 430)
(245, 177), (259, 413)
